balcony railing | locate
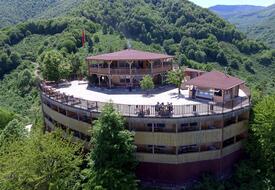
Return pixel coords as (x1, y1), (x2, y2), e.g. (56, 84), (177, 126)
(40, 84), (251, 119)
(89, 65), (172, 75)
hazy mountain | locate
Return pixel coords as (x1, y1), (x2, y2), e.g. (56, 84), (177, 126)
(210, 5), (265, 19)
(210, 4), (275, 48)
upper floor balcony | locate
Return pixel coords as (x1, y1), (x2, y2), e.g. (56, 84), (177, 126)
(89, 63), (173, 76)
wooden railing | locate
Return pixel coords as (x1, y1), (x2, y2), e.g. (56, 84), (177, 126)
(89, 65), (172, 75)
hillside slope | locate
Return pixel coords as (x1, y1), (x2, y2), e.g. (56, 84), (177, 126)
(0, 0), (84, 28)
(0, 0), (274, 119)
(73, 0), (275, 90)
(210, 4), (275, 48)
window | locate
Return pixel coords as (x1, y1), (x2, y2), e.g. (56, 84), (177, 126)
(59, 107), (66, 115)
(154, 123), (165, 132)
(214, 89), (222, 96)
(178, 145), (199, 154)
(190, 122), (198, 127)
(154, 145), (167, 154)
(181, 123), (188, 128)
(224, 117), (236, 127)
(119, 78), (130, 83)
(236, 133), (247, 142)
(155, 123), (165, 128)
(180, 122), (199, 132)
(147, 123), (152, 127)
(223, 137), (235, 148)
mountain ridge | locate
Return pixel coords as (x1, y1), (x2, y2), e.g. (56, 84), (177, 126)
(209, 4), (275, 48)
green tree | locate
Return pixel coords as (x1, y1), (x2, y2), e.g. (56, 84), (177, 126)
(0, 119), (27, 146)
(94, 35), (100, 43)
(216, 51), (227, 65)
(83, 104), (137, 190)
(0, 108), (14, 130)
(40, 50), (63, 82)
(70, 54), (81, 74)
(167, 68), (184, 94)
(251, 95), (275, 181)
(0, 130), (83, 190)
(59, 62), (72, 80)
(140, 75), (155, 94)
(179, 54), (189, 66)
(17, 69), (33, 96)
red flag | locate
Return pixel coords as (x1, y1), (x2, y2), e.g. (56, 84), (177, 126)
(82, 30), (85, 48)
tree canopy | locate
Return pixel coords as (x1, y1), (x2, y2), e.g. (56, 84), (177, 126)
(250, 95), (275, 183)
(0, 130), (83, 190)
(83, 104), (138, 190)
(40, 50), (72, 82)
(140, 75), (154, 94)
(0, 108), (14, 130)
(166, 68), (184, 94)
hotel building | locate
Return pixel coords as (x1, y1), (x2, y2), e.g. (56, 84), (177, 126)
(40, 49), (251, 185)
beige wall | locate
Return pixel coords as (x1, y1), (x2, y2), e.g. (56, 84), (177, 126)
(136, 141), (243, 164)
(43, 104), (91, 135)
(134, 120), (247, 147)
(223, 120), (248, 140)
(136, 149), (216, 164)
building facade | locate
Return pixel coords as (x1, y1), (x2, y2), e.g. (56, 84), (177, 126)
(86, 49), (173, 88)
(40, 49), (251, 186)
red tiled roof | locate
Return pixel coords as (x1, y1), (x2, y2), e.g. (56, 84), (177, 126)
(86, 49), (174, 61)
(184, 71), (245, 90)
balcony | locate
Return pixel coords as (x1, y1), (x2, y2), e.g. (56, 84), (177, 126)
(89, 65), (172, 76)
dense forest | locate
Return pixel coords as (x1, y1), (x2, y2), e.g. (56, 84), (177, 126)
(0, 0), (84, 28)
(210, 4), (275, 48)
(0, 0), (274, 189)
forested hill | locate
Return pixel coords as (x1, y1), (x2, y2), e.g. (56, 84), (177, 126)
(73, 0), (274, 90)
(210, 4), (275, 48)
(0, 0), (275, 118)
(0, 0), (84, 28)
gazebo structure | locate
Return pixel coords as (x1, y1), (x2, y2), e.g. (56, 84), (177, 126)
(86, 49), (174, 88)
(184, 71), (246, 106)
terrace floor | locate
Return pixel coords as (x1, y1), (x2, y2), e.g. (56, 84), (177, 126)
(56, 81), (247, 106)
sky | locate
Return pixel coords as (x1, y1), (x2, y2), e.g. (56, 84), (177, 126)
(189, 0), (275, 8)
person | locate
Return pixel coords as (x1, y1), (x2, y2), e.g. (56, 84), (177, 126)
(169, 103), (173, 115)
(135, 105), (139, 114)
(138, 105), (145, 117)
(192, 87), (196, 99)
(155, 102), (160, 113)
